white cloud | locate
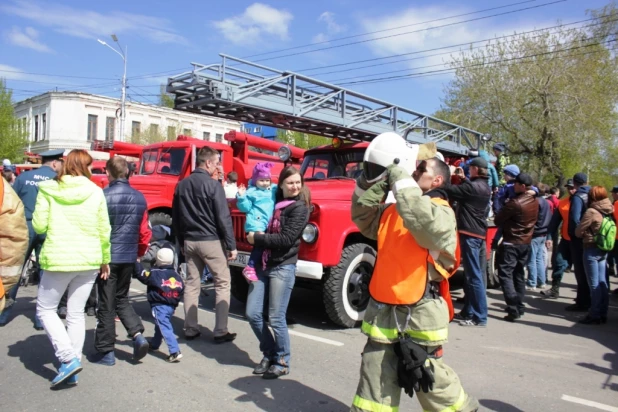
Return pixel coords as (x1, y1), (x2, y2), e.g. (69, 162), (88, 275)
(213, 3), (293, 45)
(6, 26), (53, 53)
(358, 6), (551, 80)
(0, 1), (187, 44)
(313, 11), (346, 43)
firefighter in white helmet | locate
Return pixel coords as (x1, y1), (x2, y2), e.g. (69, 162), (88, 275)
(350, 132), (479, 412)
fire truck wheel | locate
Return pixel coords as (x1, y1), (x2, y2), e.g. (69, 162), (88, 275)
(230, 266), (249, 303)
(486, 248), (500, 289)
(323, 243), (376, 328)
(149, 212), (172, 228)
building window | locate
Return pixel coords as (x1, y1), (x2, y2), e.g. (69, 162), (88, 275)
(150, 124), (159, 134)
(132, 121), (141, 137)
(87, 115), (98, 141)
(215, 133), (223, 143)
(203, 131), (210, 140)
(41, 113), (47, 141)
(105, 117), (115, 142)
(167, 126), (175, 140)
(34, 115), (39, 142)
(183, 128), (191, 136)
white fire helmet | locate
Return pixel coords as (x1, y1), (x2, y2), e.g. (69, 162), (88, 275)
(363, 132), (419, 183)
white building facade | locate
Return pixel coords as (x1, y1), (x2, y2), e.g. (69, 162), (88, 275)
(13, 92), (241, 158)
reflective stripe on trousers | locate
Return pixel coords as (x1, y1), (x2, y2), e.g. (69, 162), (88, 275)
(353, 395), (399, 412)
(424, 389), (466, 412)
(361, 320), (449, 342)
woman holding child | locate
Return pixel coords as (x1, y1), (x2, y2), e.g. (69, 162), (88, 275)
(245, 165), (311, 379)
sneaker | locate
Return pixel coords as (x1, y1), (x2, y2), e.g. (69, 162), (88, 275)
(86, 307), (96, 317)
(453, 312), (472, 322)
(166, 351), (183, 363)
(525, 286), (537, 291)
(242, 266), (258, 282)
(263, 365), (289, 380)
(214, 332), (237, 344)
(51, 358), (82, 387)
(133, 333), (149, 361)
(57, 307), (67, 319)
(66, 374), (78, 386)
(459, 319), (487, 327)
(91, 351), (116, 366)
(540, 287), (559, 299)
(536, 284), (547, 289)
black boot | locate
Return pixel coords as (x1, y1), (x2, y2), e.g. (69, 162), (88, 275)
(541, 279), (560, 299)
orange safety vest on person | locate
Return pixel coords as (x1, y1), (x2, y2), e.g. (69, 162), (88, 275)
(370, 198), (461, 319)
(558, 196), (571, 241)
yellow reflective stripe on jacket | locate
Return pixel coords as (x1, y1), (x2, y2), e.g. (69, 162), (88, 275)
(361, 321), (448, 342)
(353, 395), (399, 412)
(424, 389), (466, 412)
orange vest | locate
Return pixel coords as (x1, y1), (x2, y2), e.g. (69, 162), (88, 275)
(370, 198), (460, 317)
(558, 196), (571, 241)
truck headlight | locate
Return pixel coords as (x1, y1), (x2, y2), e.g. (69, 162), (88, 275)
(302, 223), (318, 244)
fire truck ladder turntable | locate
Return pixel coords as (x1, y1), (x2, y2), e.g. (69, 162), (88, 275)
(166, 54), (489, 155)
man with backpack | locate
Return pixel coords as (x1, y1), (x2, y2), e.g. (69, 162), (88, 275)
(574, 186), (615, 324)
(567, 173), (591, 312)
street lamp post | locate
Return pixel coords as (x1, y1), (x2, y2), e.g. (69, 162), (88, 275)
(97, 35), (127, 142)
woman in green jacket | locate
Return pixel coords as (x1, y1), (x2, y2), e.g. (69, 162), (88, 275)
(33, 149), (111, 388)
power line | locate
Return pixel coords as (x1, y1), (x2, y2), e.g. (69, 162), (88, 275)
(296, 15), (610, 75)
(0, 70), (116, 80)
(240, 0), (538, 59)
(336, 39), (617, 87)
(248, 0), (566, 63)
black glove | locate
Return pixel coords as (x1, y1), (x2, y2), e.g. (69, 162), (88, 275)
(393, 334), (435, 397)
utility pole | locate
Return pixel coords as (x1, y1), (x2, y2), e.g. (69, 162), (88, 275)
(97, 34), (127, 142)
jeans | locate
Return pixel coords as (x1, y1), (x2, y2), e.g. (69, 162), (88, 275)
(527, 236), (547, 287)
(583, 247), (609, 319)
(245, 264), (296, 368)
(459, 234), (487, 324)
(498, 244), (530, 317)
(550, 239), (571, 283)
(151, 305), (179, 354)
(570, 240), (591, 308)
(0, 220), (45, 326)
(95, 263), (145, 353)
(36, 270), (98, 363)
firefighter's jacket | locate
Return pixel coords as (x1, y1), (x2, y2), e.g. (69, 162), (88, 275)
(351, 164), (458, 346)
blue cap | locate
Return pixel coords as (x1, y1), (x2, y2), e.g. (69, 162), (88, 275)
(503, 164), (520, 177)
(39, 149), (65, 160)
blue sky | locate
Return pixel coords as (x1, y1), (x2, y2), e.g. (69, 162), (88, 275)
(0, 0), (611, 116)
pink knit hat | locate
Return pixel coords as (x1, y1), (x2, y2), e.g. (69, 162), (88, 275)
(251, 162), (273, 183)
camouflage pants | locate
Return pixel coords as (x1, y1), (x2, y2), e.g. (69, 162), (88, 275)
(350, 339), (479, 412)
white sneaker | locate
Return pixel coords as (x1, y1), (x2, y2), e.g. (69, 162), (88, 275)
(525, 286), (537, 291)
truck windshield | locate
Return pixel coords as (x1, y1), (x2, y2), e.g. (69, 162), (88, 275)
(140, 148), (186, 176)
(301, 149), (364, 180)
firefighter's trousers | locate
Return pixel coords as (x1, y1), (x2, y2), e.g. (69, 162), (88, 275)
(350, 339), (479, 412)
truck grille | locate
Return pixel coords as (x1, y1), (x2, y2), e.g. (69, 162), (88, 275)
(232, 214), (248, 244)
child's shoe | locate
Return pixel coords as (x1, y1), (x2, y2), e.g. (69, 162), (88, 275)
(166, 351), (183, 363)
(242, 266), (258, 282)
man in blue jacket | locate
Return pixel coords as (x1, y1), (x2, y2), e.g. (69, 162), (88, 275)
(527, 186), (552, 290)
(0, 149), (64, 328)
(567, 172), (591, 312)
(91, 156), (152, 366)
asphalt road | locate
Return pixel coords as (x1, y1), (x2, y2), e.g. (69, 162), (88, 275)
(1, 272), (617, 412)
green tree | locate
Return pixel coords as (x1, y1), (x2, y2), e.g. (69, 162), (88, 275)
(130, 122), (184, 145)
(276, 130), (332, 149)
(438, 5), (618, 186)
(159, 85), (174, 108)
(0, 80), (28, 163)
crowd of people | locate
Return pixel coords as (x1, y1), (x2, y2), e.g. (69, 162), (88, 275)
(449, 142), (617, 327)
(0, 136), (614, 412)
(0, 146), (310, 387)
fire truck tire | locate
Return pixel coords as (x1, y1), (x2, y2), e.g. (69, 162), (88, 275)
(230, 266), (249, 303)
(149, 212), (172, 228)
(486, 248), (500, 289)
(323, 243), (376, 328)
